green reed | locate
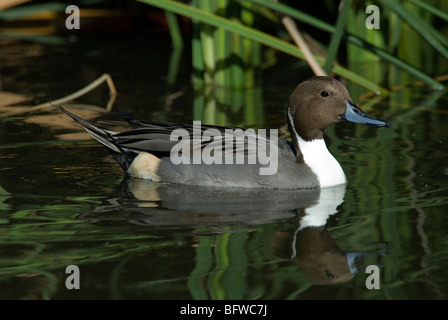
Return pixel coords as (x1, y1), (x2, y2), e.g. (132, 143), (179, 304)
(138, 0), (447, 95)
(2, 0), (446, 92)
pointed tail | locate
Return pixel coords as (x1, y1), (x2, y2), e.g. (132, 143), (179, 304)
(53, 104), (136, 172)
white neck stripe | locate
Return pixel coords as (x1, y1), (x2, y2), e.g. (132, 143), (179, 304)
(287, 108), (346, 187)
(297, 136), (346, 187)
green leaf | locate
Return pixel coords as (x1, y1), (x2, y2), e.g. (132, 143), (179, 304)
(137, 0), (388, 94)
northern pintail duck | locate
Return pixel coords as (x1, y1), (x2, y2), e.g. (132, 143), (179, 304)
(55, 76), (390, 189)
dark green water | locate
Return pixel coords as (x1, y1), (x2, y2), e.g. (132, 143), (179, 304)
(1, 34), (448, 300)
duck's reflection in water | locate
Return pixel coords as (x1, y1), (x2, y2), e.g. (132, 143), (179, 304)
(96, 178), (387, 285)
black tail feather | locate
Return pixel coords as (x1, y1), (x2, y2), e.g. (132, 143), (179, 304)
(54, 104), (138, 173)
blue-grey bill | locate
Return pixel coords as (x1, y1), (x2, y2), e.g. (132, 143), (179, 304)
(341, 100), (391, 128)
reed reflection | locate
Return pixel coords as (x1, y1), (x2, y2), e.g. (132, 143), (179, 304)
(100, 179), (387, 287)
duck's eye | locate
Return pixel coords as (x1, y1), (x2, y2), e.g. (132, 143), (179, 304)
(320, 91), (329, 97)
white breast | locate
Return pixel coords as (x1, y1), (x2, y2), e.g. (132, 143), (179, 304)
(297, 136), (346, 188)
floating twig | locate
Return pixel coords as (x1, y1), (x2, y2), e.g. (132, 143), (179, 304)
(2, 73), (117, 117)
